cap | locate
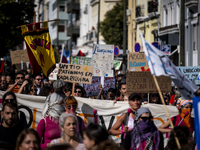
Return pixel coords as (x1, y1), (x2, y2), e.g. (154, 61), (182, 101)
(129, 93), (142, 101)
(53, 80), (66, 89)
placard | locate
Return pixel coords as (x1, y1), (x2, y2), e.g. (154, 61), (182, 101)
(126, 71), (171, 93)
(177, 66), (200, 84)
(71, 56), (92, 66)
(92, 44), (114, 60)
(10, 50), (29, 65)
(93, 60), (113, 77)
(57, 63), (93, 84)
(84, 77), (115, 97)
(128, 52), (149, 71)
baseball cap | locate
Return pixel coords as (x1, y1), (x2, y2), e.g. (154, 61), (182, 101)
(129, 93), (142, 101)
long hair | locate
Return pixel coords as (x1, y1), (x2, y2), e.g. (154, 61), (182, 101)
(15, 129), (41, 150)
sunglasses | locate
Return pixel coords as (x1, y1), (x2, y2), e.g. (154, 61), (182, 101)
(140, 117), (151, 121)
(75, 91), (81, 93)
(151, 94), (158, 97)
(36, 79), (42, 81)
(66, 104), (77, 110)
(4, 99), (16, 103)
(175, 88), (178, 90)
(184, 106), (192, 109)
(17, 77), (24, 79)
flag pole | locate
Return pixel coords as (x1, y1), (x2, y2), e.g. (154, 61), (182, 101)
(153, 75), (181, 149)
(16, 19), (60, 28)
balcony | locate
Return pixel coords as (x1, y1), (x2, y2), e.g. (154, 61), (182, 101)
(185, 0), (198, 13)
(67, 0), (80, 13)
(67, 20), (80, 36)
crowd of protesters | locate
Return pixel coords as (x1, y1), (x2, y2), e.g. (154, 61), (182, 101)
(0, 66), (198, 150)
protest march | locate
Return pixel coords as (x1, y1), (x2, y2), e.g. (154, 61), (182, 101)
(0, 1), (200, 150)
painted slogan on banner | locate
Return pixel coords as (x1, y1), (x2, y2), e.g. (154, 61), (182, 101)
(126, 71), (171, 93)
(57, 63), (93, 84)
(128, 52), (149, 71)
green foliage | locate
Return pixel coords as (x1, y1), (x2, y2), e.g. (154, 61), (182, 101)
(100, 1), (124, 48)
(0, 0), (35, 57)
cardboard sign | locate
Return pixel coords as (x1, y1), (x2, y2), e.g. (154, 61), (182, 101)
(128, 52), (149, 71)
(92, 44), (114, 60)
(177, 66), (200, 84)
(71, 56), (92, 66)
(57, 63), (93, 84)
(84, 77), (115, 97)
(10, 50), (29, 65)
(126, 71), (171, 93)
(49, 63), (59, 80)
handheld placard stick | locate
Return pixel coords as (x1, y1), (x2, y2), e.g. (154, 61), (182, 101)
(153, 75), (181, 149)
(72, 83), (75, 96)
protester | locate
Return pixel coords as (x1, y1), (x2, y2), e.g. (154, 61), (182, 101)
(27, 84), (38, 95)
(50, 113), (85, 150)
(158, 98), (194, 133)
(123, 93), (129, 101)
(83, 123), (109, 150)
(0, 73), (7, 90)
(17, 80), (29, 94)
(34, 73), (43, 95)
(122, 107), (163, 150)
(96, 85), (116, 100)
(6, 74), (14, 87)
(109, 93), (142, 143)
(1, 91), (28, 129)
(169, 86), (177, 105)
(6, 71), (25, 93)
(39, 85), (54, 96)
(37, 80), (66, 149)
(165, 126), (195, 150)
(15, 128), (41, 150)
(94, 140), (124, 150)
(65, 96), (85, 138)
(149, 93), (161, 104)
(116, 80), (126, 101)
(0, 103), (24, 149)
(46, 144), (73, 150)
(74, 85), (86, 97)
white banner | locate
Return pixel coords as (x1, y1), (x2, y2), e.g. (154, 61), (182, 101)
(0, 91), (182, 145)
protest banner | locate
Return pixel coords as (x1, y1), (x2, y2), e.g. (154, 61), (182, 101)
(0, 90), (181, 146)
(84, 77), (115, 97)
(57, 63), (93, 84)
(10, 50), (29, 65)
(49, 63), (59, 80)
(177, 66), (200, 84)
(126, 71), (171, 93)
(128, 52), (149, 71)
(92, 44), (114, 60)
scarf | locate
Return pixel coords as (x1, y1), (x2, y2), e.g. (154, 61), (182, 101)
(131, 120), (160, 150)
(180, 108), (192, 128)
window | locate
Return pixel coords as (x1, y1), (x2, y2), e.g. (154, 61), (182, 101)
(59, 5), (65, 12)
(53, 1), (57, 10)
(58, 25), (65, 32)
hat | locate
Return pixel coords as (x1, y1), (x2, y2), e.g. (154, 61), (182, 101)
(135, 107), (152, 121)
(53, 80), (66, 89)
(176, 97), (193, 110)
(129, 93), (142, 101)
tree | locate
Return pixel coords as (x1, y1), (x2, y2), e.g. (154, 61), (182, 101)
(100, 1), (124, 48)
(0, 0), (35, 57)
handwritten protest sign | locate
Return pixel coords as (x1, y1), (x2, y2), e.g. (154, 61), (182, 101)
(92, 44), (114, 60)
(49, 63), (59, 80)
(128, 52), (149, 71)
(126, 71), (171, 93)
(177, 66), (200, 84)
(84, 77), (115, 97)
(57, 63), (93, 84)
(10, 50), (29, 65)
(93, 60), (114, 77)
(71, 56), (92, 66)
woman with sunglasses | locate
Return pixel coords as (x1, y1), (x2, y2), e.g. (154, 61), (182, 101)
(158, 98), (194, 133)
(1, 91), (28, 128)
(50, 113), (85, 150)
(149, 93), (161, 104)
(109, 93), (142, 144)
(122, 107), (163, 150)
(65, 96), (86, 139)
(37, 80), (66, 149)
